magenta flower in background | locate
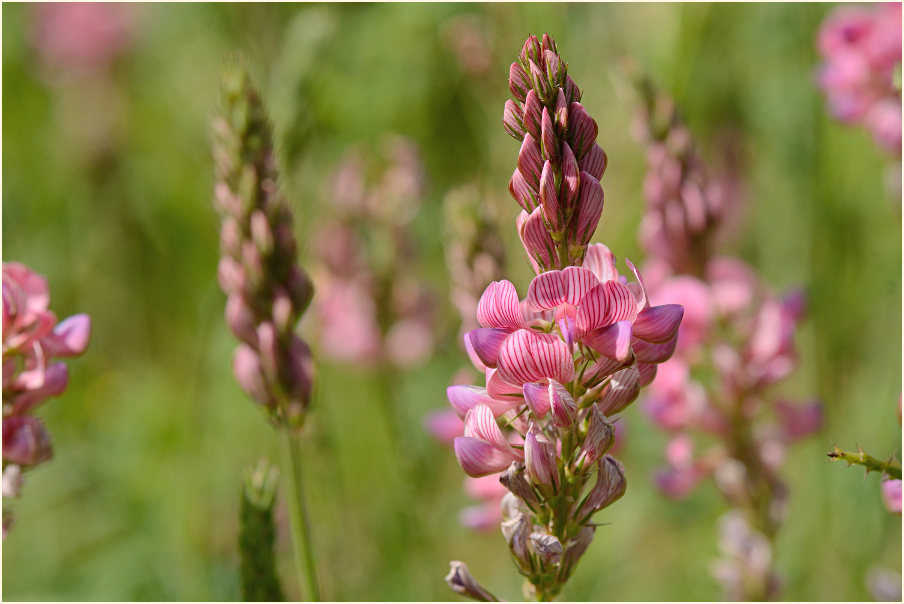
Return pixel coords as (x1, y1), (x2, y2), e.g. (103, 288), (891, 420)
(633, 77), (821, 601)
(816, 3), (902, 154)
(442, 34), (683, 601)
(2, 262), (91, 539)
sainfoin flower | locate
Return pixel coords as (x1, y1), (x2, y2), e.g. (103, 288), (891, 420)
(815, 3), (902, 154)
(2, 262), (91, 538)
(633, 78), (821, 600)
(212, 67), (315, 429)
(443, 34), (683, 601)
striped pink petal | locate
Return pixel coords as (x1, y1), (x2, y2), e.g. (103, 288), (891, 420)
(467, 328), (510, 367)
(561, 143), (580, 208)
(508, 62), (530, 103)
(584, 320), (634, 363)
(508, 168), (537, 212)
(541, 107), (559, 162)
(632, 335), (679, 364)
(566, 102), (598, 159)
(602, 280), (639, 324)
(539, 161), (560, 229)
(575, 283), (608, 335)
(598, 365), (641, 415)
(503, 99), (526, 141)
(518, 207), (556, 272)
(447, 385), (517, 419)
(526, 271), (567, 311)
(476, 281), (525, 330)
(562, 266), (599, 306)
(583, 243), (619, 283)
(517, 133), (543, 191)
(522, 381), (550, 418)
(486, 367), (524, 400)
(579, 143), (607, 180)
(523, 90), (543, 141)
(624, 258), (648, 310)
(548, 380), (577, 428)
(572, 172), (603, 246)
(633, 304), (684, 343)
(497, 329), (574, 386)
(454, 436), (520, 477)
(463, 332), (488, 373)
(564, 75), (581, 104)
(464, 404), (510, 451)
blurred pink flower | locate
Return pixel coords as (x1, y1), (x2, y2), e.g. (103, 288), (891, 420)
(881, 479), (902, 515)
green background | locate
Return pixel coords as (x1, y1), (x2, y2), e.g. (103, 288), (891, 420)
(2, 3), (900, 601)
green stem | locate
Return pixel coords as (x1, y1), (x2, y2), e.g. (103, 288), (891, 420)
(278, 426), (321, 601)
(828, 446), (902, 479)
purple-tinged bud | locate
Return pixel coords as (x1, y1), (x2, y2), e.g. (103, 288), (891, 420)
(517, 133), (543, 192)
(632, 334), (678, 364)
(509, 168), (537, 212)
(633, 304), (684, 343)
(561, 143), (580, 208)
(543, 49), (564, 86)
(520, 35), (542, 64)
(273, 221), (298, 261)
(214, 181), (241, 216)
(285, 336), (314, 423)
(509, 62), (531, 103)
(580, 455), (627, 520)
(2, 416), (53, 466)
(241, 241), (264, 290)
(522, 381), (551, 418)
(541, 33), (557, 55)
(564, 75), (581, 104)
(572, 172), (604, 246)
(539, 161), (561, 230)
(233, 344), (271, 406)
(503, 99), (526, 141)
(523, 90), (543, 141)
(549, 380), (577, 428)
(501, 512), (533, 573)
(529, 59), (553, 101)
(581, 405), (615, 464)
(525, 424), (559, 492)
(518, 208), (556, 272)
(567, 103), (598, 159)
(256, 322), (279, 381)
(272, 287), (295, 334)
(636, 362), (658, 387)
(500, 491), (528, 521)
(500, 461), (540, 508)
(530, 531), (563, 566)
(540, 107), (559, 162)
(218, 257), (245, 294)
(579, 144), (607, 180)
(598, 365), (641, 415)
(286, 266), (314, 314)
(560, 525), (595, 578)
(250, 209), (274, 258)
(466, 328), (509, 367)
(225, 293), (258, 346)
(554, 88), (569, 133)
(445, 561), (500, 602)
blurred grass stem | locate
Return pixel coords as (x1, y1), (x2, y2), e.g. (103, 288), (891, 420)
(279, 426), (321, 601)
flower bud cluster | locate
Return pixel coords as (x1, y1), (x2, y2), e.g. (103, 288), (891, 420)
(213, 67), (315, 430)
(815, 3), (902, 155)
(444, 34), (684, 601)
(634, 83), (820, 600)
(2, 262), (91, 538)
(311, 137), (436, 369)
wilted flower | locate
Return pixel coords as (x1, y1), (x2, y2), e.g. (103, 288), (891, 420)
(2, 262), (91, 538)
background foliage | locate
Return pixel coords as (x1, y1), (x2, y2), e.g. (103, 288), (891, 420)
(2, 3), (900, 601)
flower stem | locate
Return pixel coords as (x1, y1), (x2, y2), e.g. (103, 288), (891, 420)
(279, 425), (321, 601)
(828, 445), (902, 479)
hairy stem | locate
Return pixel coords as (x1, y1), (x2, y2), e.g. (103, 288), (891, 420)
(828, 446), (902, 479)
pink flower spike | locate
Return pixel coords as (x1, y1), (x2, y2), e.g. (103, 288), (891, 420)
(548, 380), (577, 428)
(526, 266), (598, 312)
(454, 436), (521, 477)
(522, 381), (551, 418)
(539, 161), (561, 230)
(881, 479), (902, 515)
(597, 365), (641, 415)
(632, 334), (679, 364)
(467, 328), (510, 367)
(523, 90), (543, 141)
(579, 144), (607, 180)
(572, 172), (604, 246)
(447, 384), (518, 418)
(566, 102), (598, 159)
(476, 280), (525, 330)
(585, 320), (634, 363)
(517, 133), (544, 191)
(486, 367), (524, 400)
(633, 304), (684, 343)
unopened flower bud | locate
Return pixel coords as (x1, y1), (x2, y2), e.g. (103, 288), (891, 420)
(501, 512), (533, 573)
(525, 424), (559, 493)
(580, 405), (615, 464)
(580, 455), (626, 520)
(250, 209), (274, 258)
(530, 531), (563, 566)
(225, 293), (258, 346)
(548, 380), (577, 428)
(500, 461), (540, 508)
(445, 561), (499, 602)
